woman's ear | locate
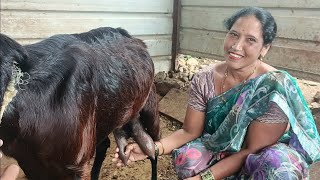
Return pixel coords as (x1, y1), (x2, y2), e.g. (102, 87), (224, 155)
(260, 44), (271, 57)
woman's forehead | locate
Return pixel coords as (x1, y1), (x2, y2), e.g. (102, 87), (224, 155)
(231, 16), (263, 37)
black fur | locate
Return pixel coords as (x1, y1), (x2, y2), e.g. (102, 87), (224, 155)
(0, 27), (159, 180)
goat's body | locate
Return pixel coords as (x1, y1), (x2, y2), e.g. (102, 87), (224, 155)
(0, 27), (159, 179)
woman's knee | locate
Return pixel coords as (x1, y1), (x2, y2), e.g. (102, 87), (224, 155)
(244, 144), (308, 179)
(172, 141), (214, 179)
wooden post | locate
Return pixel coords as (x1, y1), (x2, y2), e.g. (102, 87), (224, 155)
(171, 0), (181, 71)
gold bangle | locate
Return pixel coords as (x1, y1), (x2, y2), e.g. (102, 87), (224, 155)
(200, 169), (215, 180)
(154, 142), (160, 157)
(158, 140), (165, 155)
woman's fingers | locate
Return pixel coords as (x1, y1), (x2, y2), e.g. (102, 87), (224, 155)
(113, 144), (140, 167)
(112, 152), (126, 167)
(1, 164), (19, 180)
(125, 144), (133, 155)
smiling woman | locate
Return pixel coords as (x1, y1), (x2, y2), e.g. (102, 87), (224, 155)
(112, 6), (320, 180)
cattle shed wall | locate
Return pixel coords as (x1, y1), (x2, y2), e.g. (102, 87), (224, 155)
(180, 0), (320, 81)
(0, 0), (173, 73)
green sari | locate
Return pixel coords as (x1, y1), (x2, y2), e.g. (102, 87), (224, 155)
(203, 70), (320, 164)
(172, 70), (320, 179)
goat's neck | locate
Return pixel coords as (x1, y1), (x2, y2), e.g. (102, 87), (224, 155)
(0, 63), (22, 123)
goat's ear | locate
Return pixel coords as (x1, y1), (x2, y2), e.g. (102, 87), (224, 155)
(0, 33), (28, 70)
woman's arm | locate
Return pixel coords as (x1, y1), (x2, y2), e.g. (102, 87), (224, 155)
(113, 106), (205, 166)
(187, 121), (288, 180)
(158, 106), (205, 155)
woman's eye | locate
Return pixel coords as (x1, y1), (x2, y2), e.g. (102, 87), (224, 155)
(230, 32), (237, 37)
(248, 38), (256, 42)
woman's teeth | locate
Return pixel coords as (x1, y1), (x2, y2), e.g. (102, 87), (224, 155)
(230, 52), (242, 58)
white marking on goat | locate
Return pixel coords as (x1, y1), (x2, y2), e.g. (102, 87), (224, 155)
(0, 63), (24, 122)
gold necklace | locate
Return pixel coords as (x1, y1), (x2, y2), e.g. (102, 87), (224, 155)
(220, 66), (257, 97)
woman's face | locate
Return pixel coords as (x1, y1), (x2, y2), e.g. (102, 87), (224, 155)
(223, 15), (270, 70)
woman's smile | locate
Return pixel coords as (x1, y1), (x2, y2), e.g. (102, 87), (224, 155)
(228, 52), (244, 61)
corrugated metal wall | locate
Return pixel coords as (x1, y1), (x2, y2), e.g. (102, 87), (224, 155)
(180, 0), (320, 81)
(0, 0), (173, 73)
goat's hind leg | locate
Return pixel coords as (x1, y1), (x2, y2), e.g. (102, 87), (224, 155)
(139, 84), (160, 180)
(113, 118), (156, 164)
(90, 137), (110, 180)
(113, 127), (130, 165)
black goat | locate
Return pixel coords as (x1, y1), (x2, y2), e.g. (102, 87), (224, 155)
(0, 27), (160, 180)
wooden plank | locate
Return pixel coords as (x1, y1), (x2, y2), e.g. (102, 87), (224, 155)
(145, 39), (172, 57)
(181, 8), (228, 32)
(266, 46), (320, 75)
(181, 8), (320, 41)
(182, 6), (320, 17)
(2, 36), (172, 74)
(276, 16), (320, 41)
(182, 0), (320, 8)
(171, 0), (182, 71)
(2, 0), (173, 13)
(0, 11), (173, 38)
(180, 29), (225, 56)
(153, 56), (172, 73)
(14, 35), (172, 57)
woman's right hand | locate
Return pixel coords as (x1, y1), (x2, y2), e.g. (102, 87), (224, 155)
(112, 143), (148, 167)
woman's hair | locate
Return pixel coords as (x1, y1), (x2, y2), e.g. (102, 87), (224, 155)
(224, 6), (277, 45)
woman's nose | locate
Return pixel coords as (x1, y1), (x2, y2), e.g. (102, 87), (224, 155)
(232, 40), (243, 51)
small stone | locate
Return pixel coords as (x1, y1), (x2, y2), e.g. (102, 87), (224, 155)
(155, 71), (167, 81)
(168, 71), (174, 78)
(310, 102), (320, 114)
(181, 76), (189, 82)
(186, 58), (199, 66)
(189, 65), (195, 72)
(173, 73), (180, 79)
(178, 58), (186, 66)
(178, 67), (184, 73)
(311, 102), (320, 108)
(314, 91), (320, 103)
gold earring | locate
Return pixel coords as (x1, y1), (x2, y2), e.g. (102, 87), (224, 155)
(258, 55), (264, 61)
